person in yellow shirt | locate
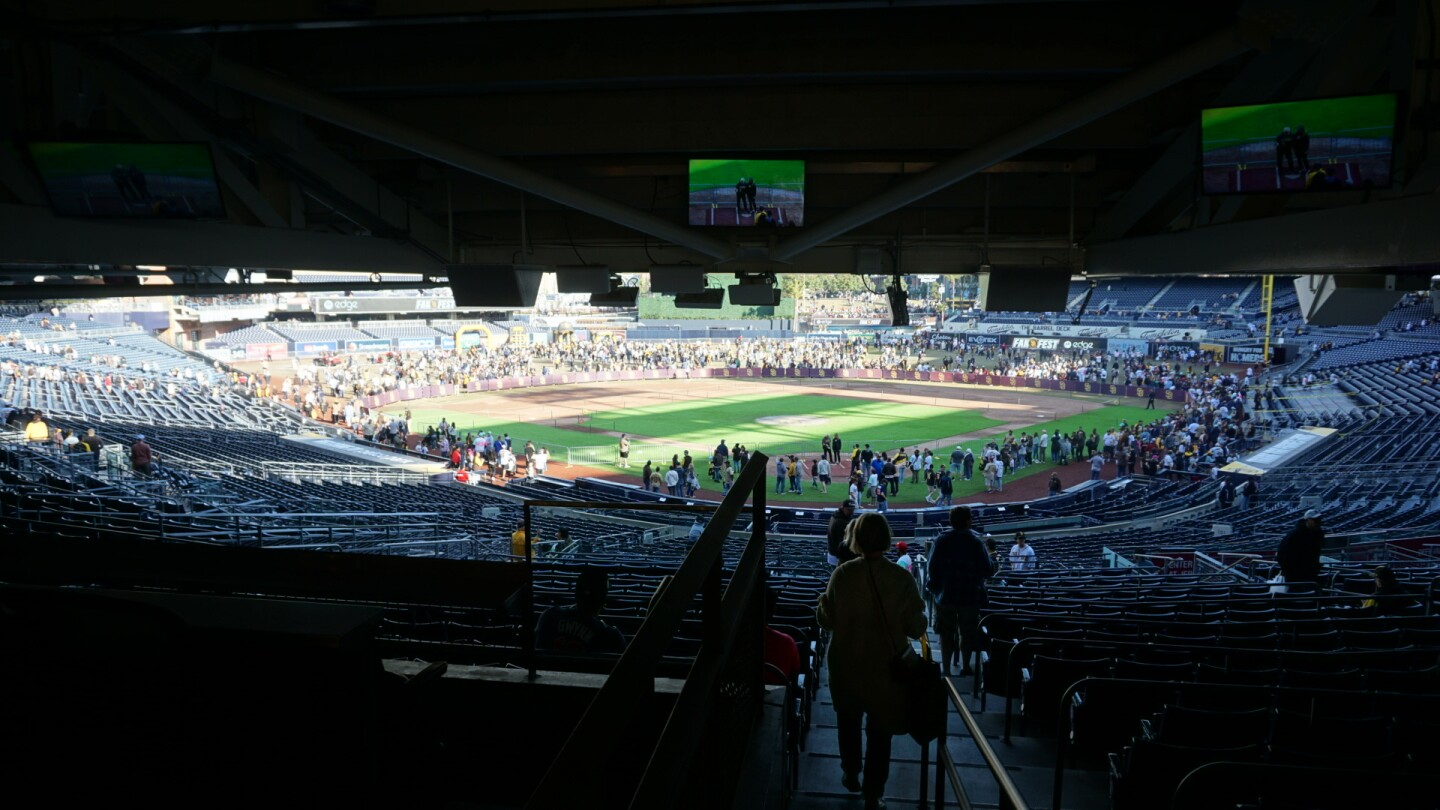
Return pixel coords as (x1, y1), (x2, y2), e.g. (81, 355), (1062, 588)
(511, 521), (542, 559)
(23, 412), (49, 443)
(787, 457), (800, 494)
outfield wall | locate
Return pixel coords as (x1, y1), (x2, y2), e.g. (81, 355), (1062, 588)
(356, 366), (1177, 410)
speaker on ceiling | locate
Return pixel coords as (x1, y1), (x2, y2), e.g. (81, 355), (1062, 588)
(975, 267), (1072, 312)
(1293, 274), (1412, 326)
(446, 264), (545, 308)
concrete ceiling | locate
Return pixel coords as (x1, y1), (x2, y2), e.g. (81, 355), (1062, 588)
(0, 0), (1435, 293)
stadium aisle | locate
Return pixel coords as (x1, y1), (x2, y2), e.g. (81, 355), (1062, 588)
(793, 627), (1109, 810)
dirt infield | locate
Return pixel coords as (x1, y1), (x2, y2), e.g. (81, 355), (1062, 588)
(418, 376), (1132, 507)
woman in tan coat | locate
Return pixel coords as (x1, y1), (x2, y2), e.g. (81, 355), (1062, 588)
(817, 513), (927, 810)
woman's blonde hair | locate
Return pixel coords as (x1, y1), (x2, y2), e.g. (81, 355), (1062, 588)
(848, 512), (894, 555)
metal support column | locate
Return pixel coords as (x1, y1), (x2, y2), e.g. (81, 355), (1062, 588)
(1261, 275), (1275, 365)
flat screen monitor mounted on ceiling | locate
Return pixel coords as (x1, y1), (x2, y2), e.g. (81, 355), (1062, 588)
(27, 142), (227, 219)
(1199, 93), (1396, 195)
(687, 158), (804, 227)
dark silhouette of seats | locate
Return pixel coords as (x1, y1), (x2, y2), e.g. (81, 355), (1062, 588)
(1110, 740), (1264, 810)
(1142, 704), (1271, 748)
(1021, 654), (1112, 734)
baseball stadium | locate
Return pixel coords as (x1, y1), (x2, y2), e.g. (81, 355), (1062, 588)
(2, 4), (1439, 810)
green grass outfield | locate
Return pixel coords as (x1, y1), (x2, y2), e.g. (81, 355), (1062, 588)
(407, 395), (1163, 504)
(1201, 95), (1394, 152)
(580, 393), (1001, 454)
(688, 158), (804, 192)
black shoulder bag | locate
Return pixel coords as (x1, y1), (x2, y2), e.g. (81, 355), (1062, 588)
(866, 562), (946, 743)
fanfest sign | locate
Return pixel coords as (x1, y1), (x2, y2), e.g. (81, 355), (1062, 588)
(1011, 337), (1062, 351)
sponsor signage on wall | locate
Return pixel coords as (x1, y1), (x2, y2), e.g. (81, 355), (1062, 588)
(343, 339), (392, 353)
(1226, 345), (1268, 365)
(243, 342), (288, 360)
(1059, 338), (1107, 352)
(313, 296), (459, 315)
(1012, 337), (1062, 350)
(295, 340), (338, 357)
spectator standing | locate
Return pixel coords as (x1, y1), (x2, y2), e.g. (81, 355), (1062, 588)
(617, 434), (631, 468)
(131, 434), (154, 476)
(1277, 509), (1324, 584)
(826, 499), (858, 566)
(23, 412), (49, 443)
(926, 506), (995, 675)
(936, 469), (954, 508)
(1008, 533), (1036, 571)
(816, 513), (926, 810)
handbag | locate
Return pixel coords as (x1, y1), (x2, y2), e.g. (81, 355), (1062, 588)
(867, 563), (947, 743)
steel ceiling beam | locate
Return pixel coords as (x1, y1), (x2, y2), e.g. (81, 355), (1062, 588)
(770, 24), (1255, 261)
(208, 55), (736, 262)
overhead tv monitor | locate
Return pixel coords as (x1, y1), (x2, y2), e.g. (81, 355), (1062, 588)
(688, 158), (804, 227)
(27, 141), (227, 218)
(1199, 93), (1395, 194)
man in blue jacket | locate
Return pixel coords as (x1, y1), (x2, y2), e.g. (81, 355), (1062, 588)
(927, 506), (996, 675)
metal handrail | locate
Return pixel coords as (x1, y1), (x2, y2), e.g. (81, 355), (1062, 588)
(937, 675), (1030, 810)
(525, 451), (769, 810)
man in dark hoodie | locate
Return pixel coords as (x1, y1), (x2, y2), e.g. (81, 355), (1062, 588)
(1277, 508), (1324, 584)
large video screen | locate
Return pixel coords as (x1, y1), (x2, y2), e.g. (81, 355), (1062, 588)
(688, 159), (804, 227)
(28, 142), (227, 218)
(1200, 94), (1395, 194)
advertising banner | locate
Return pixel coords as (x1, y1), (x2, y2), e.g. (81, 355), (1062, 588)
(343, 339), (391, 354)
(313, 296), (459, 315)
(1108, 338), (1151, 355)
(1226, 345), (1268, 365)
(1010, 336), (1063, 351)
(294, 340), (338, 357)
(1134, 326), (1205, 341)
(1159, 550), (1197, 574)
(440, 336), (455, 349)
(964, 334), (1002, 346)
(1056, 337), (1108, 353)
(397, 337), (438, 350)
(244, 342), (288, 360)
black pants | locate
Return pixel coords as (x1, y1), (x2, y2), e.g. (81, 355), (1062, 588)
(935, 604), (981, 671)
(836, 707), (893, 801)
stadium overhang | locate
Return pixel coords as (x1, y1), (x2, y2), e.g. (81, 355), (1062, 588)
(0, 203), (443, 276)
(1084, 194), (1440, 277)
